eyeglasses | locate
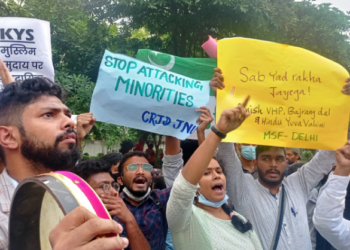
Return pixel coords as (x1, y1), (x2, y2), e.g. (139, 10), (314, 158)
(126, 163), (153, 173)
(102, 182), (120, 194)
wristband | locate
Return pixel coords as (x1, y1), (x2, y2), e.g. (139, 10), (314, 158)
(211, 126), (227, 139)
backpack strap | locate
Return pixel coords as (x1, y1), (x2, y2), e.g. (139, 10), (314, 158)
(149, 191), (163, 211)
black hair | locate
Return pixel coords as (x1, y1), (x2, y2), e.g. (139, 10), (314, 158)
(0, 78), (63, 127)
(119, 140), (135, 155)
(152, 176), (166, 190)
(100, 153), (123, 167)
(118, 151), (150, 175)
(73, 159), (110, 181)
(222, 203), (253, 233)
(0, 78), (63, 163)
(256, 145), (286, 158)
(181, 139), (199, 165)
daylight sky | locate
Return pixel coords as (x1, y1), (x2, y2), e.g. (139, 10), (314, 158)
(299, 0), (350, 12)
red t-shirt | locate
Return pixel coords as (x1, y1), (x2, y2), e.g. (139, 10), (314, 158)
(135, 142), (144, 151)
(146, 148), (155, 162)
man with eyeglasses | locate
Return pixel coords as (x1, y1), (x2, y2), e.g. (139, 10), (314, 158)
(73, 159), (151, 250)
(114, 136), (182, 250)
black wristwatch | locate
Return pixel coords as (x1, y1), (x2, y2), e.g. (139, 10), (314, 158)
(211, 126), (227, 139)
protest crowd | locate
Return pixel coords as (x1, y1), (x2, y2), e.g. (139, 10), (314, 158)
(0, 13), (350, 250)
(0, 59), (349, 250)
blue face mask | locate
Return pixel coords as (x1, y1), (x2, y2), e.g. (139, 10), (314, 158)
(198, 193), (229, 208)
(241, 146), (256, 160)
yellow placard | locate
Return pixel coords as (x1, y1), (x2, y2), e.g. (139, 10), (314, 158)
(217, 38), (350, 150)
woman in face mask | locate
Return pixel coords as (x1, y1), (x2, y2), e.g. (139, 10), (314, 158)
(166, 100), (262, 250)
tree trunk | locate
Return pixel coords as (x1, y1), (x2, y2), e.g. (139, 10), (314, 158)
(170, 2), (178, 56)
(179, 4), (188, 57)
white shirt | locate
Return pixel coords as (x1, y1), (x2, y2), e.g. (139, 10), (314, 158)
(313, 173), (350, 250)
(217, 143), (336, 250)
(0, 169), (16, 250)
(8, 175), (18, 189)
(167, 172), (263, 250)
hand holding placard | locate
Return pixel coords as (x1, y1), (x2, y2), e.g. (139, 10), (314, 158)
(209, 68), (225, 96)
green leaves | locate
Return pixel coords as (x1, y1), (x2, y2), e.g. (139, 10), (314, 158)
(2, 0), (349, 152)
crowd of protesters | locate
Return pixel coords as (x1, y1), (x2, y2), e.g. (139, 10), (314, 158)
(1, 60), (350, 250)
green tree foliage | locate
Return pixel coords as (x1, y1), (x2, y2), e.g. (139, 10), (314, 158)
(85, 0), (350, 70)
(284, 2), (350, 72)
(55, 71), (137, 150)
(1, 0), (349, 156)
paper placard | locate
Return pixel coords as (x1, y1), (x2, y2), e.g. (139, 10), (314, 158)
(217, 38), (350, 150)
(91, 50), (210, 139)
(0, 17), (54, 84)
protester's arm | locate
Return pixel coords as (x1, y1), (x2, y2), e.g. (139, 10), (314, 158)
(167, 100), (249, 233)
(313, 175), (350, 250)
(196, 106), (214, 146)
(0, 60), (14, 85)
(182, 97), (250, 185)
(313, 143), (350, 250)
(209, 68), (250, 203)
(216, 142), (249, 203)
(76, 113), (96, 150)
(101, 195), (150, 250)
(288, 150), (336, 198)
(162, 136), (183, 188)
(49, 206), (129, 250)
(166, 171), (199, 233)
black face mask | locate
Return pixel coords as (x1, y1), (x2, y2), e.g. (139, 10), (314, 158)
(110, 172), (124, 192)
(110, 172), (120, 181)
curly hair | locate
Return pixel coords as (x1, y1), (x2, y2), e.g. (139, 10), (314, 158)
(0, 77), (63, 127)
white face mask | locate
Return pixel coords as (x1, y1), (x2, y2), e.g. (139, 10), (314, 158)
(197, 193), (229, 208)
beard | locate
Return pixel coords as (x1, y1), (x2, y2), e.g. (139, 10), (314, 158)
(20, 128), (81, 173)
(257, 167), (285, 186)
(125, 176), (151, 197)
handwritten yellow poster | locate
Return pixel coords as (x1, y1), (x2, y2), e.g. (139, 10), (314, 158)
(217, 38), (350, 150)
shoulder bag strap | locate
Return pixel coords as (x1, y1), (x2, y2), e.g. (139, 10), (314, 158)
(270, 185), (286, 250)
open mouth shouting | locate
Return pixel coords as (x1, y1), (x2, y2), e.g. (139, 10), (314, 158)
(133, 176), (148, 189)
(211, 183), (224, 195)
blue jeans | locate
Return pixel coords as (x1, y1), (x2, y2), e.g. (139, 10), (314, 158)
(165, 228), (174, 250)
